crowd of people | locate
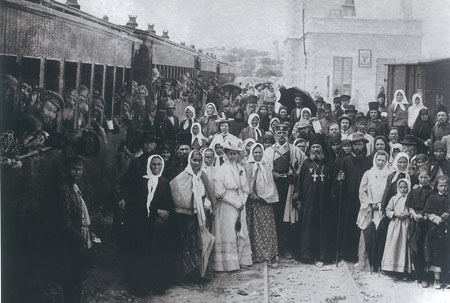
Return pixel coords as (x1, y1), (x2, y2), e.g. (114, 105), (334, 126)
(2, 72), (450, 301)
(111, 85), (450, 298)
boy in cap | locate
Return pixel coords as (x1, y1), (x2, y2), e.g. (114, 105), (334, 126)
(319, 103), (335, 135)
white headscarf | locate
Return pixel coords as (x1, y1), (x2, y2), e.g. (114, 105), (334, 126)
(300, 107), (312, 120)
(392, 89), (408, 111)
(183, 106), (196, 130)
(395, 178), (411, 198)
(184, 150), (207, 226)
(371, 150), (391, 178)
(143, 155), (165, 217)
(269, 117), (280, 132)
(204, 102), (218, 117)
(202, 147), (220, 169)
(391, 152), (410, 184)
(191, 122), (206, 146)
(247, 113), (262, 140)
(247, 143), (268, 184)
(408, 93), (426, 128)
(389, 143), (404, 162)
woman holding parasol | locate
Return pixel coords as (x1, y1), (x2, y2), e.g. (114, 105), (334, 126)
(170, 150), (217, 280)
(212, 138), (253, 271)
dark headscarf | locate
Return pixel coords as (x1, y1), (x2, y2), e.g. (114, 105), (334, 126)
(412, 108), (433, 141)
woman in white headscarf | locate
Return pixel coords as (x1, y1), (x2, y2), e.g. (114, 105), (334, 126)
(382, 152), (412, 210)
(357, 150), (391, 270)
(121, 154), (175, 295)
(191, 122), (207, 150)
(179, 105), (197, 134)
(171, 150), (216, 280)
(212, 140), (253, 271)
(199, 103), (219, 138)
(387, 89), (409, 138)
(239, 113), (263, 142)
(244, 143), (279, 265)
(407, 93), (426, 129)
(241, 138), (256, 165)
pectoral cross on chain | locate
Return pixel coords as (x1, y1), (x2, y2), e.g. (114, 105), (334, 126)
(319, 172), (325, 182)
(312, 170), (319, 182)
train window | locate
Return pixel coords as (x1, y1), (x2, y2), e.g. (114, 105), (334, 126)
(116, 67), (124, 88)
(81, 63), (92, 88)
(104, 66), (115, 119)
(125, 68), (132, 91)
(1, 55), (19, 78)
(21, 58), (40, 87)
(64, 61), (77, 91)
(45, 60), (60, 92)
(94, 65), (104, 95)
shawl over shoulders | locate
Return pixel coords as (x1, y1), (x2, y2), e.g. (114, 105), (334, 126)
(170, 170), (216, 215)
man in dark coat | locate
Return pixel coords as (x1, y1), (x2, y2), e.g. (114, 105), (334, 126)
(166, 100), (180, 135)
(290, 93), (304, 125)
(59, 156), (93, 303)
(153, 101), (177, 142)
(332, 97), (344, 120)
(337, 132), (371, 262)
(294, 133), (333, 265)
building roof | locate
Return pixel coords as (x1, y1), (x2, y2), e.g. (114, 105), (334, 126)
(386, 57), (450, 66)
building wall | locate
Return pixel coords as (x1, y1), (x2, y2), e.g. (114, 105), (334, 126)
(283, 0), (437, 111)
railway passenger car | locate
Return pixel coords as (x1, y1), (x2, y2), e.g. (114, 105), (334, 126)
(0, 2), (234, 301)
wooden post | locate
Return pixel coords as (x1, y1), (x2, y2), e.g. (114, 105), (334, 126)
(102, 64), (106, 99)
(88, 63), (95, 126)
(111, 65), (117, 120)
(58, 60), (65, 132)
(73, 61), (81, 129)
(39, 57), (46, 88)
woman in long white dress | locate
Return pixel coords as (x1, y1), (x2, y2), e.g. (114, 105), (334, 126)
(212, 139), (253, 271)
(357, 150), (390, 270)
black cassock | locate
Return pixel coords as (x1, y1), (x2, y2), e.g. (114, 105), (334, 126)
(295, 159), (333, 262)
(339, 155), (371, 260)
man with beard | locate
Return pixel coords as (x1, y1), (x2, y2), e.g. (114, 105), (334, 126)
(319, 103), (335, 135)
(349, 113), (374, 156)
(336, 132), (371, 262)
(294, 133), (333, 266)
(290, 94), (304, 125)
(263, 124), (306, 258)
(166, 133), (192, 181)
(91, 94), (108, 144)
(338, 114), (354, 140)
(152, 101), (177, 142)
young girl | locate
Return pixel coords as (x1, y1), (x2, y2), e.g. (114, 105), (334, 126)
(381, 178), (411, 278)
(423, 175), (450, 289)
(405, 166), (433, 287)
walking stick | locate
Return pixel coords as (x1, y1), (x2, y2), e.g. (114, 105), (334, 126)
(336, 179), (343, 267)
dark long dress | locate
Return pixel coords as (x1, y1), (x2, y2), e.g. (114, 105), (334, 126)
(405, 185), (433, 280)
(295, 159), (333, 262)
(339, 155), (371, 260)
(273, 148), (291, 254)
(424, 193), (450, 273)
(120, 157), (176, 293)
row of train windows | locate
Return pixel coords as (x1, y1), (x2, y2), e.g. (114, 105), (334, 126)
(1, 55), (132, 119)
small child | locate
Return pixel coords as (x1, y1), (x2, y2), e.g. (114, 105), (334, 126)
(405, 167), (433, 287)
(382, 178), (411, 278)
(423, 175), (450, 289)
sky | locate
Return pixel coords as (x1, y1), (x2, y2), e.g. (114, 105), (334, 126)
(60, 0), (289, 52)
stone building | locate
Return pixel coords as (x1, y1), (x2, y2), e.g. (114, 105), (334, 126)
(283, 0), (450, 110)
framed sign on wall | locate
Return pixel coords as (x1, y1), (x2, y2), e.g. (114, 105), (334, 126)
(359, 49), (371, 68)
